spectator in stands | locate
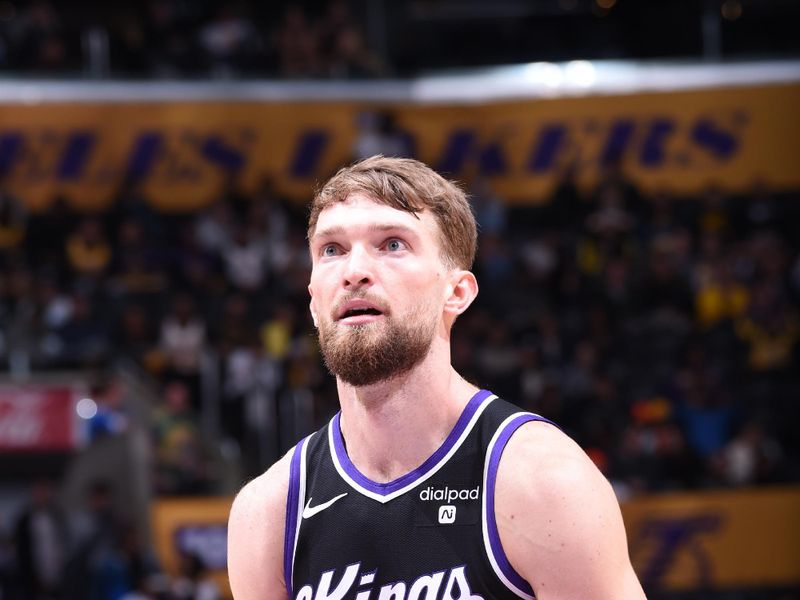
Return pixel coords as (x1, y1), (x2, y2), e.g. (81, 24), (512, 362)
(106, 9), (149, 76)
(215, 293), (256, 357)
(516, 345), (547, 409)
(560, 339), (599, 403)
(273, 5), (320, 78)
(35, 276), (74, 362)
(11, 1), (74, 73)
(475, 232), (514, 286)
(36, 277), (71, 328)
(198, 3), (260, 77)
(158, 293), (207, 404)
(46, 291), (110, 369)
(638, 236), (694, 319)
(697, 185), (733, 237)
(152, 380), (209, 495)
(221, 223), (269, 292)
(671, 351), (740, 466)
(91, 523), (163, 600)
(735, 279), (799, 374)
(108, 218), (167, 301)
(144, 0), (201, 77)
(714, 420), (783, 487)
(12, 480), (69, 600)
(113, 303), (159, 368)
(468, 175), (508, 236)
(612, 414), (697, 496)
(268, 230), (312, 300)
(63, 480), (126, 600)
(326, 24), (386, 78)
(24, 195), (74, 274)
(585, 180), (635, 237)
(316, 0), (354, 67)
(86, 377), (130, 443)
(694, 256), (749, 330)
(0, 264), (36, 372)
(66, 217), (113, 281)
(171, 222), (224, 295)
(249, 177), (292, 267)
(170, 551), (220, 600)
(475, 321), (519, 396)
(194, 201), (233, 257)
(600, 256), (635, 321)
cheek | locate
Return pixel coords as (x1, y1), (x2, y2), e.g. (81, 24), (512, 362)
(397, 271), (446, 313)
(308, 269), (329, 299)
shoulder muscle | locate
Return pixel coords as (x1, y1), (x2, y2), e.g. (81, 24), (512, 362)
(495, 421), (645, 599)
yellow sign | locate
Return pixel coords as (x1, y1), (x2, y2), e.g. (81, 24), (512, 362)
(152, 497), (234, 598)
(3, 83), (797, 211)
(623, 486), (800, 591)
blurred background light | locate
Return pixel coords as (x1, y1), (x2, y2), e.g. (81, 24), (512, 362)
(75, 397), (98, 420)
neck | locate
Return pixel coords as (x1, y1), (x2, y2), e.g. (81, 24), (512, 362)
(336, 342), (479, 483)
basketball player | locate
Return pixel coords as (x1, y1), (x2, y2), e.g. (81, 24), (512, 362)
(228, 156), (646, 599)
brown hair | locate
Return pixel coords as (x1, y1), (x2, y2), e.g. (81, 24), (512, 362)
(308, 156), (477, 270)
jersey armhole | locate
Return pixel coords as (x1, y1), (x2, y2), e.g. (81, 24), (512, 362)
(283, 436), (310, 598)
(482, 412), (554, 600)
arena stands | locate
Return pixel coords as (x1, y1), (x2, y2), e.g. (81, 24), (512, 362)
(1, 152), (799, 493)
(1, 1), (799, 598)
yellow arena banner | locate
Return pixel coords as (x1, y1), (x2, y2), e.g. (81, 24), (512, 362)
(152, 497), (234, 598)
(1, 82), (798, 211)
(623, 486), (800, 591)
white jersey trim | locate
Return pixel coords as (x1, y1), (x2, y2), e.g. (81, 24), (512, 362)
(292, 435), (310, 590)
(328, 394), (497, 504)
(482, 412), (536, 600)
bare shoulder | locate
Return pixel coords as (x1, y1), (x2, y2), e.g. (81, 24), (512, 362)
(228, 450), (293, 600)
(498, 419), (601, 494)
(495, 421), (646, 599)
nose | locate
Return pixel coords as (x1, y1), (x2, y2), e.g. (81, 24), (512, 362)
(342, 245), (374, 289)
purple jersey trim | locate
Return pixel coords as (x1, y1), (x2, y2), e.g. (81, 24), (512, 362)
(283, 438), (306, 597)
(486, 413), (555, 597)
(331, 389), (493, 496)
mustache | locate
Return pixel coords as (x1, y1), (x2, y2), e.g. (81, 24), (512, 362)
(331, 292), (390, 320)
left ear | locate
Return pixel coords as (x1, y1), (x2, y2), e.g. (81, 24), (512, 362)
(443, 270), (479, 318)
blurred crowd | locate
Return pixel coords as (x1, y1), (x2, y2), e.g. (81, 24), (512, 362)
(1, 148), (799, 501)
(0, 0), (387, 78)
(462, 165), (800, 498)
(1, 479), (221, 600)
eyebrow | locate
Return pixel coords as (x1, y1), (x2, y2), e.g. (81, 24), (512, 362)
(311, 223), (420, 242)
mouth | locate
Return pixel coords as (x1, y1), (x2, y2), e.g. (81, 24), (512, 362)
(336, 300), (386, 325)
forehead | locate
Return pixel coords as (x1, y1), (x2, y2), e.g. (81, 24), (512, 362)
(311, 193), (441, 242)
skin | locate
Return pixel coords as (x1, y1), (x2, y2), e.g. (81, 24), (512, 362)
(227, 193), (646, 600)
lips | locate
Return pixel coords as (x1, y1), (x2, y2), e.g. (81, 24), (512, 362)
(335, 298), (386, 323)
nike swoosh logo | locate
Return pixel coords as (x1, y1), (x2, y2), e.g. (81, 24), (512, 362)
(302, 493), (348, 519)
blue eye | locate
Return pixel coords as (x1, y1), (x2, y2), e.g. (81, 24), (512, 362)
(385, 239), (405, 252)
(321, 244), (339, 257)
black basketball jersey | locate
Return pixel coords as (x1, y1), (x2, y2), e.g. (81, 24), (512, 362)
(283, 389), (556, 600)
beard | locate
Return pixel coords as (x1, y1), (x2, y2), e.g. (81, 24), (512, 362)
(317, 304), (437, 387)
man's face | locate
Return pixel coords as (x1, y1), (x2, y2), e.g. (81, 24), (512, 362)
(308, 194), (448, 386)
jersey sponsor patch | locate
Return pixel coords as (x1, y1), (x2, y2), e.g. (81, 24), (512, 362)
(414, 494), (481, 528)
(438, 505), (457, 524)
(419, 486), (480, 502)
